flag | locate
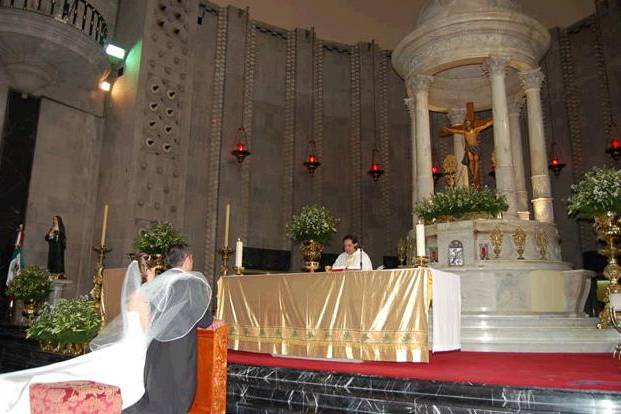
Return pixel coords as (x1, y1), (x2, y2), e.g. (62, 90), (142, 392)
(6, 225), (25, 287)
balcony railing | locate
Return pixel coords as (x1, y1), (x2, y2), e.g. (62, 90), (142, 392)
(0, 0), (108, 45)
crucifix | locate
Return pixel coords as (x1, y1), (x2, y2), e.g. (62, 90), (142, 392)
(441, 102), (493, 188)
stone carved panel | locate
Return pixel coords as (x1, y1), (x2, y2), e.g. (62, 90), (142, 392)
(311, 38), (324, 200)
(350, 44), (362, 237)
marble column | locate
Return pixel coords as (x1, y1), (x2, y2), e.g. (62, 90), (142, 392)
(447, 108), (468, 187)
(407, 74), (434, 203)
(0, 81), (9, 137)
(519, 68), (554, 223)
(508, 95), (529, 219)
(483, 56), (518, 215)
(405, 97), (418, 228)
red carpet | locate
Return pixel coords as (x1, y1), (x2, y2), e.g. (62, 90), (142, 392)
(229, 351), (621, 392)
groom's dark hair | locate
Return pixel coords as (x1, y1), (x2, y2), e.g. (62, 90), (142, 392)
(166, 244), (191, 268)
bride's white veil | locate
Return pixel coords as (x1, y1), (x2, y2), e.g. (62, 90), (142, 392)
(90, 261), (212, 351)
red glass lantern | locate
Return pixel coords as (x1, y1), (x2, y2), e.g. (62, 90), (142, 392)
(432, 165), (444, 182)
(606, 121), (621, 161)
(547, 142), (566, 177)
(367, 148), (384, 182)
(231, 127), (251, 163)
(303, 140), (321, 174)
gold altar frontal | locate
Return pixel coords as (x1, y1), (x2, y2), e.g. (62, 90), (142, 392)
(216, 268), (433, 363)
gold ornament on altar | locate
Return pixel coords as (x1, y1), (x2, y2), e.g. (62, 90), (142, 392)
(442, 155), (458, 188)
(406, 237), (416, 266)
(512, 227), (527, 260)
(593, 211), (621, 329)
(490, 226), (503, 259)
(300, 240), (323, 272)
(397, 238), (407, 267)
(535, 227), (548, 260)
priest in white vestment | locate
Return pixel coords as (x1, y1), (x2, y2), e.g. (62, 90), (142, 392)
(332, 234), (373, 271)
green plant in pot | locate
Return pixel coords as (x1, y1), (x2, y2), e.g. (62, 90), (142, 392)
(6, 266), (52, 324)
(567, 167), (621, 328)
(286, 205), (338, 272)
(134, 222), (188, 273)
(415, 186), (508, 223)
(27, 296), (101, 355)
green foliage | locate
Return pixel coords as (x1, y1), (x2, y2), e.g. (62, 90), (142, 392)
(567, 167), (621, 218)
(286, 205), (339, 245)
(134, 222), (187, 255)
(7, 266), (52, 302)
(27, 296), (101, 344)
(415, 186), (509, 222)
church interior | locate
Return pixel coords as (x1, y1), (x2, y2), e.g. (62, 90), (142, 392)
(1, 0), (621, 412)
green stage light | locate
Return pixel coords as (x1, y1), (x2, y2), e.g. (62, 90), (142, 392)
(105, 44), (126, 60)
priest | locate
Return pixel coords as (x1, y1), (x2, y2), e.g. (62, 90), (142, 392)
(332, 234), (373, 271)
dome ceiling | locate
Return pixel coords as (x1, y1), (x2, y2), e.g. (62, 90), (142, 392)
(215, 0), (593, 49)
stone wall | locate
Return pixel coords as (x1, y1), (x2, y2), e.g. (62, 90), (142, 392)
(10, 0), (621, 294)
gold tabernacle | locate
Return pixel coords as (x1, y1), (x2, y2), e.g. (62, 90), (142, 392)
(217, 268), (432, 363)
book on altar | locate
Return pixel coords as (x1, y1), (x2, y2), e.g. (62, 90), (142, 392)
(331, 265), (361, 271)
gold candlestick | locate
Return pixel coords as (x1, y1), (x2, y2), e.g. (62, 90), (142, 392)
(218, 246), (234, 276)
(90, 245), (111, 326)
(233, 266), (245, 275)
(414, 256), (429, 268)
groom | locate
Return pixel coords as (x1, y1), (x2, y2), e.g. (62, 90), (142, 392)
(124, 244), (213, 414)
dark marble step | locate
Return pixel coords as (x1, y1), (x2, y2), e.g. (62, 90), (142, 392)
(227, 363), (621, 414)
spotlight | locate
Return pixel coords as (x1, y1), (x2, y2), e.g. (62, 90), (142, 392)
(105, 44), (126, 60)
(99, 80), (111, 92)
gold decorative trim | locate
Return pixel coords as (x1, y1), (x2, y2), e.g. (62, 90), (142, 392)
(535, 227), (548, 260)
(490, 226), (503, 259)
(512, 226), (527, 260)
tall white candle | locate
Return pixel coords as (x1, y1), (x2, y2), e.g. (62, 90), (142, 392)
(100, 204), (109, 247)
(235, 238), (243, 268)
(224, 204), (231, 247)
(416, 221), (426, 257)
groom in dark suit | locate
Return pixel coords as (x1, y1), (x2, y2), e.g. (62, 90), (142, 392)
(124, 245), (213, 414)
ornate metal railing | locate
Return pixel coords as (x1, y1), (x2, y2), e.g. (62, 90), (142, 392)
(0, 0), (108, 45)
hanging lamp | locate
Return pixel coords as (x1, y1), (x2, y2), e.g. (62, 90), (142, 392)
(366, 41), (385, 182)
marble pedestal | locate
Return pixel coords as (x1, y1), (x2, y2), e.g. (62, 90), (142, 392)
(48, 279), (72, 306)
(417, 219), (621, 352)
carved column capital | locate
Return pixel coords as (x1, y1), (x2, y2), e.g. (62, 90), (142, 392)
(519, 67), (544, 91)
(482, 56), (510, 77)
(507, 94), (525, 116)
(404, 97), (415, 115)
(406, 74), (433, 97)
(447, 107), (466, 125)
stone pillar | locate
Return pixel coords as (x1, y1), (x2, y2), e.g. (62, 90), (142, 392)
(407, 74), (434, 203)
(519, 68), (554, 223)
(0, 81), (9, 136)
(484, 56), (518, 215)
(508, 95), (529, 219)
(405, 97), (417, 228)
(447, 108), (468, 187)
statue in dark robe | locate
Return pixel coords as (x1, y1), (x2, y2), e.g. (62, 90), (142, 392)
(44, 216), (66, 275)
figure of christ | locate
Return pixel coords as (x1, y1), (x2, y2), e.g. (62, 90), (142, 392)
(441, 102), (493, 188)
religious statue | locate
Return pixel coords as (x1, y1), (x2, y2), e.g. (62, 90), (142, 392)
(45, 216), (66, 276)
(441, 102), (493, 188)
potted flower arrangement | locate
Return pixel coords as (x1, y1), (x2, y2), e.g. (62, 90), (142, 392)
(567, 167), (621, 328)
(6, 266), (52, 324)
(27, 296), (101, 355)
(134, 222), (187, 273)
(286, 205), (338, 272)
(415, 186), (508, 223)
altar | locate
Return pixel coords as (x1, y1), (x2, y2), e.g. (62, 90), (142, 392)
(216, 268), (461, 363)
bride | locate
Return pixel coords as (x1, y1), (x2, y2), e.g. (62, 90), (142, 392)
(0, 257), (212, 413)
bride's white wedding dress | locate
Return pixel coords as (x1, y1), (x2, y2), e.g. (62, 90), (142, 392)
(0, 311), (148, 412)
(0, 261), (212, 413)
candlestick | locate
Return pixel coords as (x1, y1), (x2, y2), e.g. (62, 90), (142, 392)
(224, 204), (231, 247)
(90, 244), (112, 327)
(235, 238), (243, 268)
(414, 255), (429, 268)
(218, 246), (233, 276)
(416, 221), (426, 257)
(233, 266), (245, 275)
(100, 204), (109, 247)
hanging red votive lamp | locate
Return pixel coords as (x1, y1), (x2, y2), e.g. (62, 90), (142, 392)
(432, 165), (444, 182)
(231, 127), (251, 163)
(547, 142), (566, 177)
(367, 148), (385, 182)
(606, 121), (621, 161)
(303, 140), (321, 175)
